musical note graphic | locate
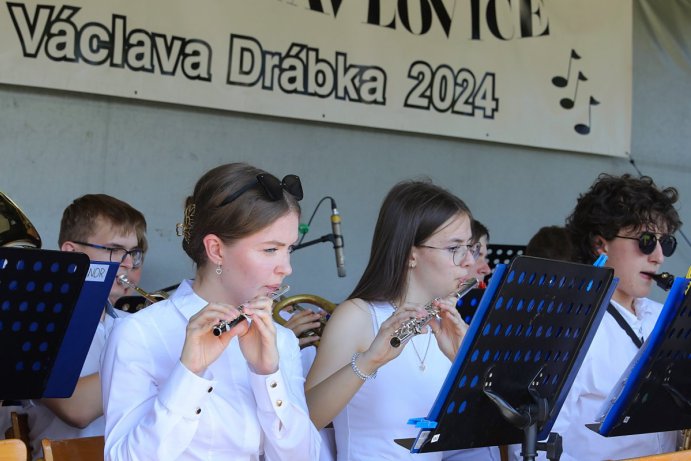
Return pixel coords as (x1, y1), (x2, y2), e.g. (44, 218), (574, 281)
(560, 72), (588, 109)
(552, 49), (581, 88)
(574, 97), (600, 135)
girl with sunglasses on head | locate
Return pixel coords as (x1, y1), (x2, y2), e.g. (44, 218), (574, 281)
(101, 163), (320, 460)
(305, 180), (501, 461)
(510, 173), (682, 461)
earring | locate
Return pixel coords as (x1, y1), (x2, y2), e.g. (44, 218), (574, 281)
(409, 261), (416, 269)
(216, 263), (223, 275)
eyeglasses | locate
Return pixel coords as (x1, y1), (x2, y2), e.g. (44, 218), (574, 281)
(417, 242), (482, 266)
(219, 174), (303, 208)
(73, 241), (144, 268)
(615, 232), (677, 257)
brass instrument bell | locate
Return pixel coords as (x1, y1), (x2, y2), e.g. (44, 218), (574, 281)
(0, 191), (41, 248)
(272, 293), (336, 346)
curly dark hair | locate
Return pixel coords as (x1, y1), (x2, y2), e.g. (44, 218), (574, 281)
(565, 173), (681, 264)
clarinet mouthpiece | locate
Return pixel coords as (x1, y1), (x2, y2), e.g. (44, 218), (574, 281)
(643, 271), (674, 291)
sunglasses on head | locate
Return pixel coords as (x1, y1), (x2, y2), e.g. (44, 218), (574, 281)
(219, 173), (303, 208)
(616, 231), (677, 257)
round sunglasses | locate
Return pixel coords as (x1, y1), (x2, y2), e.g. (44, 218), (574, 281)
(615, 231), (677, 257)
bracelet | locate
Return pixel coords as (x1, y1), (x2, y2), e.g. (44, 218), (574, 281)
(351, 352), (377, 381)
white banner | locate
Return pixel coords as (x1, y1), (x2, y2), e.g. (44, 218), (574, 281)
(0, 0), (631, 157)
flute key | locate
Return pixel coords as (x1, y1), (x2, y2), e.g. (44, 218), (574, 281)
(390, 278), (477, 347)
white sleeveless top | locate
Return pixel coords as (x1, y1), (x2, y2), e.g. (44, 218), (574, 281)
(332, 301), (500, 461)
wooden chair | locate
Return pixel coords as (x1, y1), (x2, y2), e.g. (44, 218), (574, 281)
(611, 449), (691, 460)
(3, 412), (31, 460)
(41, 436), (104, 461)
(0, 439), (28, 461)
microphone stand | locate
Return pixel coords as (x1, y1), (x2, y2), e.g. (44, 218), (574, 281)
(293, 195), (346, 277)
(292, 233), (337, 252)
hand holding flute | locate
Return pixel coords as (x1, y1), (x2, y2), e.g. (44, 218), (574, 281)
(212, 285), (290, 336)
(180, 285), (289, 376)
(357, 279), (478, 373)
(427, 291), (473, 359)
(390, 278), (477, 356)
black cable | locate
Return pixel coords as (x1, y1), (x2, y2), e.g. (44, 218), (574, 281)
(297, 196), (334, 245)
(627, 155), (644, 177)
(627, 154), (691, 249)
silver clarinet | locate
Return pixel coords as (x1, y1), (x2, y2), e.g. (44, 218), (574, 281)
(212, 285), (290, 336)
(390, 278), (478, 348)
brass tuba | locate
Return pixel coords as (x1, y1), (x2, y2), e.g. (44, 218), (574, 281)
(0, 191), (41, 248)
(272, 294), (336, 346)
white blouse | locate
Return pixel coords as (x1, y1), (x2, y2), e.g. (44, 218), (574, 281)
(101, 279), (320, 461)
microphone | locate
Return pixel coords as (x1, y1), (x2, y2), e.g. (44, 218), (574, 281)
(330, 199), (346, 277)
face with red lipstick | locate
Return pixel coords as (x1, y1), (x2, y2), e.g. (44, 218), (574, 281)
(597, 225), (669, 312)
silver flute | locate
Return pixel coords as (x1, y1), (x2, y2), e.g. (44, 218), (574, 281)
(390, 278), (478, 347)
(212, 285), (290, 336)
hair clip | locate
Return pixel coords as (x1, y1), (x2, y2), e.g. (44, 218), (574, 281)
(176, 203), (195, 242)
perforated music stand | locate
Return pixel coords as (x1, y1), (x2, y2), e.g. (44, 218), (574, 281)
(486, 243), (526, 283)
(457, 287), (486, 324)
(397, 255), (617, 460)
(590, 275), (691, 438)
(0, 248), (118, 399)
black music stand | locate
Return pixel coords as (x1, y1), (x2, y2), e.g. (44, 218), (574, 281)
(397, 255), (617, 461)
(486, 243), (526, 283)
(590, 275), (691, 438)
(0, 248), (118, 399)
(457, 287), (486, 324)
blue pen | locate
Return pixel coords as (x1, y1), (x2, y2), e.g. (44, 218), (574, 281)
(593, 254), (608, 267)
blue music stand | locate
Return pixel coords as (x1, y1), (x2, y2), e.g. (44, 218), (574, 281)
(591, 275), (691, 437)
(0, 247), (118, 399)
(397, 255), (617, 460)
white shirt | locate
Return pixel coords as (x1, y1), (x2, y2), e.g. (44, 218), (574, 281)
(26, 307), (126, 460)
(101, 279), (320, 461)
(509, 297), (677, 460)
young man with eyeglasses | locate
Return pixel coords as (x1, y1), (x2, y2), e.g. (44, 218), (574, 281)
(24, 194), (147, 460)
(510, 173), (682, 461)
